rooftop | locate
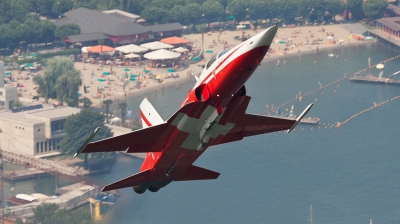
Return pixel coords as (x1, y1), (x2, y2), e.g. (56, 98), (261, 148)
(103, 9), (140, 21)
(65, 32), (108, 43)
(387, 3), (400, 16)
(27, 106), (81, 119)
(56, 7), (147, 35)
(376, 17), (400, 31)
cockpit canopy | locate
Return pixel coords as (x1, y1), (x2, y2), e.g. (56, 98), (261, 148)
(206, 50), (229, 69)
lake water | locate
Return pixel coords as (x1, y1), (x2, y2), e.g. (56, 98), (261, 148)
(6, 42), (400, 224)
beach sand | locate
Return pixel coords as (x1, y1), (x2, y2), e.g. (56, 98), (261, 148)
(11, 23), (372, 107)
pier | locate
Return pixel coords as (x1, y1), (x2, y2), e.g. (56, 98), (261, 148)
(3, 168), (50, 181)
(349, 75), (400, 84)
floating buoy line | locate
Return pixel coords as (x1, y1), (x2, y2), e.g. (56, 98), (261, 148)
(265, 54), (400, 132)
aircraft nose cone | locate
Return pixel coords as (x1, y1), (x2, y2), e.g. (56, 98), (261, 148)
(252, 25), (278, 48)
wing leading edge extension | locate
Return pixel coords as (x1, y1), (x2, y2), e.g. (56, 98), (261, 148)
(212, 96), (312, 146)
(77, 100), (200, 155)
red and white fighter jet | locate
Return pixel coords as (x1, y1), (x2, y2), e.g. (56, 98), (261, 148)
(75, 25), (313, 194)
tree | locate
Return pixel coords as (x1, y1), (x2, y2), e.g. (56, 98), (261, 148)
(326, 0), (345, 21)
(183, 3), (202, 31)
(33, 58), (81, 104)
(167, 5), (186, 23)
(118, 102), (128, 124)
(79, 97), (93, 108)
(52, 0), (74, 14)
(201, 1), (225, 27)
(227, 0), (249, 24)
(102, 99), (114, 123)
(346, 0), (363, 19)
(59, 109), (113, 157)
(141, 6), (169, 24)
(25, 203), (94, 224)
(73, 0), (97, 9)
(55, 23), (81, 39)
(32, 0), (56, 15)
(362, 0), (388, 20)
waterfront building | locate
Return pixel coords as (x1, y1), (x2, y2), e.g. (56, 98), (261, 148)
(0, 106), (81, 158)
(57, 8), (184, 47)
(375, 17), (400, 38)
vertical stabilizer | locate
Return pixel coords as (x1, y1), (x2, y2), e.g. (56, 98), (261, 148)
(140, 98), (164, 128)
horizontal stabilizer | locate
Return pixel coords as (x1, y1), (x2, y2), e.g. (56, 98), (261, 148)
(102, 169), (150, 192)
(174, 165), (220, 181)
(81, 123), (168, 154)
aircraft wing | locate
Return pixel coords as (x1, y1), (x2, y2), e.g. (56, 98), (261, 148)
(211, 96), (310, 146)
(78, 101), (197, 155)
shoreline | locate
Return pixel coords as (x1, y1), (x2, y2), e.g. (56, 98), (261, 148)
(11, 23), (374, 108)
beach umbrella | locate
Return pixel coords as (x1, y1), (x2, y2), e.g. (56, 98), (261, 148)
(103, 71), (111, 75)
(376, 64), (385, 69)
(206, 50), (213, 54)
(155, 76), (162, 79)
(327, 36), (334, 40)
(236, 25), (246, 29)
(228, 15), (235, 20)
(124, 68), (130, 72)
(98, 78), (106, 82)
(5, 71), (11, 76)
(167, 68), (175, 72)
(115, 44), (148, 53)
(140, 41), (174, 50)
(172, 47), (189, 53)
(144, 49), (181, 60)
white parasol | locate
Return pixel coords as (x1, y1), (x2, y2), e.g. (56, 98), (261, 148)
(376, 64), (385, 69)
(144, 49), (181, 60)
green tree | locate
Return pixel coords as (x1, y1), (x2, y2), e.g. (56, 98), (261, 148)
(118, 102), (128, 124)
(167, 5), (186, 23)
(201, 1), (225, 27)
(141, 7), (169, 24)
(80, 97), (93, 108)
(183, 3), (202, 31)
(326, 0), (345, 21)
(55, 23), (81, 39)
(33, 58), (81, 104)
(55, 69), (82, 106)
(227, 0), (249, 24)
(25, 203), (94, 224)
(102, 99), (114, 123)
(346, 0), (363, 19)
(8, 0), (31, 22)
(52, 0), (74, 14)
(362, 0), (388, 20)
(32, 0), (56, 14)
(73, 0), (97, 9)
(59, 109), (113, 156)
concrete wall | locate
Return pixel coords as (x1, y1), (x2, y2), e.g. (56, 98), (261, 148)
(0, 119), (38, 157)
(0, 87), (18, 111)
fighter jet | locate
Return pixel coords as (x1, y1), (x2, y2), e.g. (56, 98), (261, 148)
(75, 25), (312, 194)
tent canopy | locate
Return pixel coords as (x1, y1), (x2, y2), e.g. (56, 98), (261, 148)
(140, 41), (174, 50)
(144, 49), (181, 60)
(115, 44), (148, 54)
(172, 47), (189, 53)
(87, 45), (115, 53)
(160, 36), (189, 45)
(124, 53), (141, 59)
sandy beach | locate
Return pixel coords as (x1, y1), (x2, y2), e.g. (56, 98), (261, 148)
(10, 23), (373, 107)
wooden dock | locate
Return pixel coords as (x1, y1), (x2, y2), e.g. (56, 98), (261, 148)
(4, 168), (50, 181)
(349, 76), (400, 84)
